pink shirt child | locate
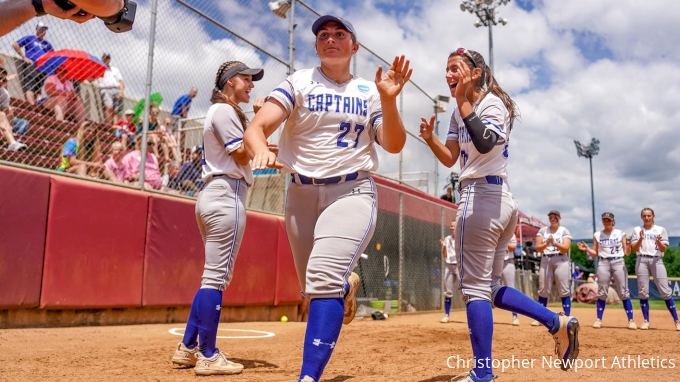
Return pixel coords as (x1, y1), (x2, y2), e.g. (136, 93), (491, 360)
(105, 157), (129, 182)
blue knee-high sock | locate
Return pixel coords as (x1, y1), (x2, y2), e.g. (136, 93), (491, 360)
(494, 286), (558, 332)
(665, 299), (679, 321)
(196, 288), (223, 358)
(623, 299), (634, 321)
(512, 312), (518, 318)
(467, 300), (494, 379)
(538, 296), (548, 307)
(445, 297), (452, 316)
(299, 298), (344, 382)
(181, 290), (201, 348)
(640, 299), (650, 322)
(597, 299), (606, 320)
(561, 297), (571, 316)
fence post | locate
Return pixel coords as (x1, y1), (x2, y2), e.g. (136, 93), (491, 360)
(440, 206), (445, 310)
(139, 0), (159, 190)
(397, 192), (404, 313)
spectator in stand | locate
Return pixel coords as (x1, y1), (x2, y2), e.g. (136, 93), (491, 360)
(136, 104), (161, 158)
(57, 121), (116, 180)
(178, 145), (204, 196)
(104, 141), (129, 183)
(440, 187), (454, 203)
(122, 134), (162, 190)
(11, 21), (53, 104)
(170, 87), (197, 127)
(38, 66), (85, 124)
(162, 161), (183, 195)
(159, 116), (180, 162)
(113, 108), (136, 147)
(92, 53), (124, 126)
(0, 67), (28, 151)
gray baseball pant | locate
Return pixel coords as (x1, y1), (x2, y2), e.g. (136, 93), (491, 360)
(501, 259), (516, 289)
(444, 263), (459, 298)
(455, 180), (518, 304)
(636, 256), (672, 300)
(538, 255), (571, 298)
(597, 257), (630, 300)
(196, 176), (248, 291)
(285, 175), (376, 299)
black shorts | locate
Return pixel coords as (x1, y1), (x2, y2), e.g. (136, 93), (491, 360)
(19, 62), (47, 94)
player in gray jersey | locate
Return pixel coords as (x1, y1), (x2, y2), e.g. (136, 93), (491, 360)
(530, 210), (573, 326)
(171, 61), (264, 375)
(244, 15), (411, 382)
(419, 48), (579, 381)
(440, 220), (458, 323)
(631, 208), (679, 331)
(578, 212), (636, 330)
(501, 234), (520, 326)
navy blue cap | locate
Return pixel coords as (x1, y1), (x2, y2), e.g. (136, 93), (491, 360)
(311, 15), (356, 38)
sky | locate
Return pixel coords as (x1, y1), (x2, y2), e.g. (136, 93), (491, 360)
(2, 0), (679, 239)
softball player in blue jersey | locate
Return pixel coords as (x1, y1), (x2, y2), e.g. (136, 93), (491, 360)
(578, 212), (636, 330)
(419, 48), (579, 381)
(171, 61), (264, 375)
(244, 15), (412, 382)
(632, 208), (679, 331)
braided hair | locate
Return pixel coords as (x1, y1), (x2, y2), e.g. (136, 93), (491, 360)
(211, 61), (249, 131)
(449, 50), (520, 125)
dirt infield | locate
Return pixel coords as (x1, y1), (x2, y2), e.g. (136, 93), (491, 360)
(1, 307), (678, 381)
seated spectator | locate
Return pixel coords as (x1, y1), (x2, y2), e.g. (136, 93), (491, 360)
(38, 66), (85, 124)
(162, 161), (183, 195)
(178, 145), (204, 196)
(57, 121), (116, 181)
(159, 116), (180, 162)
(104, 141), (129, 183)
(113, 108), (136, 147)
(136, 105), (161, 159)
(1, 67), (27, 151)
(122, 135), (162, 190)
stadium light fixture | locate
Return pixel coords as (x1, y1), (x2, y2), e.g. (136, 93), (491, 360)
(460, 0), (510, 72)
(268, 0), (291, 19)
(574, 138), (601, 235)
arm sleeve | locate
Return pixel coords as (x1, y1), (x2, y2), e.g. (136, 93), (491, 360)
(462, 98), (508, 154)
(446, 112), (459, 142)
(267, 77), (295, 116)
(211, 104), (246, 154)
(368, 90), (383, 145)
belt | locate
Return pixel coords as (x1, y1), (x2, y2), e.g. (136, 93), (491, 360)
(639, 255), (658, 258)
(459, 175), (503, 192)
(292, 171), (359, 186)
(543, 253), (563, 258)
(600, 256), (623, 260)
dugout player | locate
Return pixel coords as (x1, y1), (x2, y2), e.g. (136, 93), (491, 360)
(419, 48), (579, 381)
(171, 61), (264, 375)
(440, 220), (458, 323)
(244, 15), (412, 382)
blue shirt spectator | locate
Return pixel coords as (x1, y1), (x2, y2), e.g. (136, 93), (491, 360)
(171, 87), (197, 118)
(11, 22), (54, 104)
(15, 34), (53, 63)
(178, 145), (204, 196)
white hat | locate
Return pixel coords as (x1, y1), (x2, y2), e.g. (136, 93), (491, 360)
(191, 145), (202, 154)
(36, 22), (48, 30)
(124, 109), (135, 115)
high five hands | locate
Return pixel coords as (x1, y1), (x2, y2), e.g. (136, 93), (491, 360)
(375, 55), (412, 100)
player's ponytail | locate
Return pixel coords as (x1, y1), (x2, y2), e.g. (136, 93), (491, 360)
(211, 61), (249, 131)
(449, 49), (520, 126)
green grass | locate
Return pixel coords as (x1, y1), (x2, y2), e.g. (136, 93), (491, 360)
(549, 299), (669, 310)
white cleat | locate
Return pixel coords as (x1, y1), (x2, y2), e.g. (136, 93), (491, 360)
(592, 319), (602, 329)
(512, 317), (520, 326)
(440, 315), (450, 323)
(531, 320), (541, 326)
(640, 321), (650, 330)
(628, 320), (637, 330)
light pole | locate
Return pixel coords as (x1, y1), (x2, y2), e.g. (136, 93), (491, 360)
(460, 0), (509, 72)
(433, 95), (450, 196)
(574, 138), (600, 234)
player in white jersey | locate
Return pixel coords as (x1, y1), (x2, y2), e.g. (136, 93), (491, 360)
(244, 15), (411, 382)
(171, 61), (264, 375)
(531, 210), (573, 327)
(419, 48), (579, 381)
(440, 220), (458, 323)
(631, 208), (679, 331)
(578, 212), (636, 330)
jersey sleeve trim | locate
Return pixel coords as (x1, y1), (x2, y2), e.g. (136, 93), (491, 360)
(225, 137), (243, 153)
(273, 87), (294, 106)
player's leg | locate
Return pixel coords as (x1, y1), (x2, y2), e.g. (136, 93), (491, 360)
(442, 264), (455, 322)
(285, 182), (320, 297)
(191, 178), (247, 374)
(594, 260), (610, 326)
(555, 257), (572, 315)
(611, 259), (635, 327)
(636, 256), (651, 327)
(500, 259), (519, 324)
(298, 177), (377, 382)
(650, 257), (679, 325)
(537, 256), (550, 307)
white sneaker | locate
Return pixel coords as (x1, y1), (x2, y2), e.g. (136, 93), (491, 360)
(640, 321), (650, 330)
(440, 315), (450, 323)
(512, 317), (520, 326)
(531, 320), (540, 326)
(171, 342), (198, 367)
(628, 320), (637, 330)
(676, 321), (680, 331)
(7, 141), (27, 151)
(553, 315), (580, 371)
(592, 319), (602, 329)
(194, 351), (243, 375)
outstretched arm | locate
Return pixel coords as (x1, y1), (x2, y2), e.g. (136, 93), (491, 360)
(245, 98), (286, 170)
(419, 114), (460, 168)
(0, 0), (99, 37)
(375, 55), (412, 154)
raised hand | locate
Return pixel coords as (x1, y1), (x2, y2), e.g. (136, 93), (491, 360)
(439, 238), (445, 246)
(454, 59), (473, 102)
(419, 115), (436, 142)
(375, 55), (412, 100)
(577, 242), (587, 251)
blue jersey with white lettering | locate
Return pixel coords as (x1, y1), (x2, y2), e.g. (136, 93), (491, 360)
(267, 67), (383, 178)
(446, 93), (509, 181)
